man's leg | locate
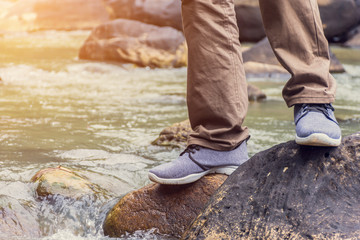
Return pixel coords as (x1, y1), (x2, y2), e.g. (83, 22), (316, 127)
(259, 0), (341, 146)
(148, 0), (249, 185)
(183, 0), (249, 151)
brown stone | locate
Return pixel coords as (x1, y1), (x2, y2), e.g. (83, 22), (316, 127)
(103, 174), (227, 238)
(0, 0), (111, 31)
(247, 83), (267, 101)
(31, 166), (97, 199)
(345, 29), (360, 48)
(152, 119), (191, 148)
(234, 0), (266, 42)
(79, 19), (187, 68)
(318, 0), (360, 40)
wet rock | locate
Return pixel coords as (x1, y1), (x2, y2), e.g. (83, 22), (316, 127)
(103, 174), (227, 238)
(104, 0), (182, 30)
(318, 0), (360, 40)
(243, 38), (345, 74)
(345, 26), (360, 48)
(31, 166), (98, 199)
(0, 0), (110, 31)
(235, 0), (265, 42)
(79, 19), (187, 68)
(0, 195), (40, 238)
(152, 119), (191, 148)
(182, 132), (360, 239)
(247, 83), (267, 101)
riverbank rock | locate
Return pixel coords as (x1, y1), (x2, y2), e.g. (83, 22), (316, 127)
(31, 166), (98, 199)
(182, 132), (360, 239)
(103, 174), (227, 238)
(247, 83), (267, 101)
(152, 119), (191, 148)
(345, 26), (360, 48)
(104, 0), (182, 30)
(0, 0), (110, 31)
(0, 195), (40, 238)
(79, 19), (187, 68)
(235, 0), (265, 42)
(318, 0), (360, 41)
(243, 38), (346, 74)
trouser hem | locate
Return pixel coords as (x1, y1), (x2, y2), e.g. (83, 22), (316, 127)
(187, 135), (250, 151)
(286, 96), (335, 107)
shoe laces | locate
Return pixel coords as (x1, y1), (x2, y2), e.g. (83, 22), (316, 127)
(179, 145), (208, 170)
(301, 103), (334, 117)
(180, 144), (201, 156)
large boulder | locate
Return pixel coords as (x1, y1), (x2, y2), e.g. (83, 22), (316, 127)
(0, 0), (111, 31)
(318, 0), (360, 41)
(345, 26), (360, 48)
(31, 166), (99, 199)
(105, 0), (182, 30)
(103, 174), (227, 238)
(0, 195), (40, 238)
(79, 19), (187, 68)
(182, 132), (360, 239)
(243, 38), (345, 74)
(235, 0), (266, 42)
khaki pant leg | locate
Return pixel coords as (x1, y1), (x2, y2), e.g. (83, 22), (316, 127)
(259, 0), (336, 107)
(182, 0), (249, 151)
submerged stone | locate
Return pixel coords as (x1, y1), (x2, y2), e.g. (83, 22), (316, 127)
(0, 195), (40, 238)
(31, 166), (97, 199)
(103, 174), (227, 238)
(182, 132), (360, 239)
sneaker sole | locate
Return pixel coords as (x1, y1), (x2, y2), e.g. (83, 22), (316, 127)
(148, 165), (238, 185)
(295, 133), (341, 147)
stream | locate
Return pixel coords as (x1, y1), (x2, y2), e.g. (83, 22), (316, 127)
(0, 30), (359, 239)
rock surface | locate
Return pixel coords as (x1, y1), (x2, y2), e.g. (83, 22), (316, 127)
(182, 132), (360, 239)
(234, 0), (265, 42)
(318, 0), (360, 40)
(79, 19), (187, 68)
(0, 0), (110, 31)
(0, 195), (40, 238)
(31, 166), (97, 198)
(345, 26), (360, 48)
(105, 0), (182, 30)
(103, 174), (227, 238)
(247, 83), (267, 101)
(243, 38), (345, 74)
(152, 119), (191, 148)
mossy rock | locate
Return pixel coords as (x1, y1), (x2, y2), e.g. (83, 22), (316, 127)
(31, 166), (97, 199)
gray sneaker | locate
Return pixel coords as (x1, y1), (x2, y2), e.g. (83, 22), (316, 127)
(294, 103), (341, 147)
(148, 141), (249, 185)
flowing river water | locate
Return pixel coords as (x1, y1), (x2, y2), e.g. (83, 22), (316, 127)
(0, 30), (359, 239)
